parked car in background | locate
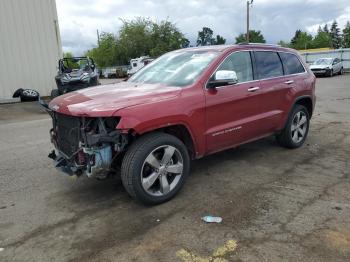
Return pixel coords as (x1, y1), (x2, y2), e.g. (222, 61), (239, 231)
(51, 57), (99, 98)
(43, 44), (316, 205)
(309, 57), (343, 77)
(127, 56), (154, 77)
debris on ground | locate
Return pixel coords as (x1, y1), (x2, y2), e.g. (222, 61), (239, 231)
(201, 216), (222, 223)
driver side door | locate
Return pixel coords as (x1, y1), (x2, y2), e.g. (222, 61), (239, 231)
(205, 51), (264, 154)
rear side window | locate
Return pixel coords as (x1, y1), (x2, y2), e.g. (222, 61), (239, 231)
(255, 51), (283, 79)
(279, 52), (305, 75)
(216, 51), (253, 83)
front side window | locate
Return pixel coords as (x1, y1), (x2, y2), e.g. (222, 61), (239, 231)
(215, 51), (253, 83)
(279, 52), (305, 75)
(129, 50), (220, 87)
(255, 51), (283, 79)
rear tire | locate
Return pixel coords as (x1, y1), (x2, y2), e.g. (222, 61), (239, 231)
(276, 105), (310, 149)
(121, 132), (190, 205)
(51, 89), (60, 99)
(339, 67), (343, 75)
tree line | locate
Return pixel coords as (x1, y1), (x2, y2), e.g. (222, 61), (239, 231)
(66, 17), (350, 67)
(279, 20), (350, 50)
(80, 17), (266, 67)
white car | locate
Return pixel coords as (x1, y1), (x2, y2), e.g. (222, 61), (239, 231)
(309, 58), (343, 77)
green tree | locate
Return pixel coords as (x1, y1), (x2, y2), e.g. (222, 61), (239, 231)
(290, 30), (313, 50)
(235, 30), (266, 43)
(116, 17), (189, 63)
(86, 32), (118, 67)
(342, 21), (350, 48)
(62, 52), (74, 58)
(86, 17), (189, 66)
(313, 26), (332, 48)
(290, 29), (302, 46)
(277, 40), (290, 47)
(323, 24), (329, 33)
(214, 35), (226, 45)
(330, 20), (342, 48)
(149, 20), (189, 57)
(197, 27), (215, 46)
(116, 17), (154, 64)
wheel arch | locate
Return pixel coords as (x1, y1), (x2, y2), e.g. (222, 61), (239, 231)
(281, 95), (314, 130)
(294, 96), (313, 118)
(129, 123), (198, 159)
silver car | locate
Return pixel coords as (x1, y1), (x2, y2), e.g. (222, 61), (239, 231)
(309, 58), (343, 77)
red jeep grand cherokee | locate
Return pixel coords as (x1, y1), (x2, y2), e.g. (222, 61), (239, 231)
(45, 44), (316, 205)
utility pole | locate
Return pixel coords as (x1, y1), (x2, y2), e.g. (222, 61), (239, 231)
(97, 29), (100, 46)
(246, 0), (253, 43)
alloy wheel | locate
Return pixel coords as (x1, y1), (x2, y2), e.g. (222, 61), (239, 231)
(141, 145), (183, 196)
(291, 111), (308, 143)
(22, 89), (38, 97)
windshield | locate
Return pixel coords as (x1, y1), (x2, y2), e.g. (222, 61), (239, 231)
(313, 58), (332, 65)
(61, 58), (90, 72)
(128, 50), (220, 87)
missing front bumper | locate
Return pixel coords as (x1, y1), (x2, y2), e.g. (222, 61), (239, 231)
(48, 144), (112, 179)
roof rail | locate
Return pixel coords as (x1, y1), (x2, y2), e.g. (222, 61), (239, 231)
(238, 42), (281, 47)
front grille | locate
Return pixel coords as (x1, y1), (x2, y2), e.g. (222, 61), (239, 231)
(55, 113), (81, 158)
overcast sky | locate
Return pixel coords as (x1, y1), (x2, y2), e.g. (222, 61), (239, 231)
(56, 0), (350, 55)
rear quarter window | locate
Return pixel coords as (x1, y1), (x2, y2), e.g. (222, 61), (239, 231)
(255, 51), (283, 79)
(279, 52), (305, 75)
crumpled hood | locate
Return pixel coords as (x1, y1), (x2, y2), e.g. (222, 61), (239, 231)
(309, 64), (331, 69)
(49, 81), (181, 117)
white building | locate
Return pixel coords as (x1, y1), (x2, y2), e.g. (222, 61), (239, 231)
(0, 0), (62, 100)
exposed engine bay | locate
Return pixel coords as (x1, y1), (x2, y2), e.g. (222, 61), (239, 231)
(43, 104), (129, 179)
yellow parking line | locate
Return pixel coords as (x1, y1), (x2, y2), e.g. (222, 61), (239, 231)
(176, 240), (238, 262)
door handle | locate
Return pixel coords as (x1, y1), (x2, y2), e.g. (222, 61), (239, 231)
(284, 80), (294, 85)
(247, 87), (260, 92)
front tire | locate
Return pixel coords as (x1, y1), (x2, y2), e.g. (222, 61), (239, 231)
(121, 133), (190, 205)
(328, 69), (333, 77)
(276, 105), (310, 149)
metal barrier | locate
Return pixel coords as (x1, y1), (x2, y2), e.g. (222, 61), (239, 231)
(300, 48), (350, 70)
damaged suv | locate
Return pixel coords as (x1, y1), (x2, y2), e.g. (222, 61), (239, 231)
(43, 44), (316, 205)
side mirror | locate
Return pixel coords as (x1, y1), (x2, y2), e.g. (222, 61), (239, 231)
(207, 70), (238, 89)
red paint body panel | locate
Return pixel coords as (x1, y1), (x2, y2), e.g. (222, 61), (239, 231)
(49, 44), (316, 159)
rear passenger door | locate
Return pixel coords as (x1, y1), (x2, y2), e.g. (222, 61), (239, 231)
(253, 51), (306, 133)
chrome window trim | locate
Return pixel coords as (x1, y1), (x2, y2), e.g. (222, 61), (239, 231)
(205, 49), (307, 90)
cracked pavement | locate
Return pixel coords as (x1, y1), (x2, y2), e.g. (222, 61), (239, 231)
(0, 75), (349, 261)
